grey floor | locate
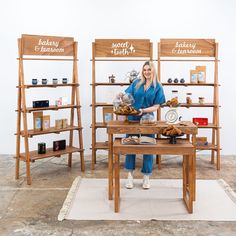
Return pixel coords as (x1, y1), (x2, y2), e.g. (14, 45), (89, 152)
(1, 153), (236, 236)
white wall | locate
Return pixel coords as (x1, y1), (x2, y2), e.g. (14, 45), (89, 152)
(0, 0), (235, 155)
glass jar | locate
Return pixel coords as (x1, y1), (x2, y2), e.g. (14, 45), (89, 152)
(171, 90), (178, 99)
(38, 142), (46, 154)
(199, 97), (205, 104)
(140, 113), (155, 124)
(186, 93), (192, 104)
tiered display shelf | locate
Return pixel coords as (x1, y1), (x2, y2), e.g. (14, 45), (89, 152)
(15, 34), (84, 184)
(91, 39), (153, 169)
(157, 38), (221, 169)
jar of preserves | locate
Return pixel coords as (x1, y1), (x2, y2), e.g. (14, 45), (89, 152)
(199, 97), (205, 104)
(186, 93), (192, 104)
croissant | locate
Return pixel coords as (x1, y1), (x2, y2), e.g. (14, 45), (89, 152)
(162, 125), (182, 136)
(166, 97), (179, 107)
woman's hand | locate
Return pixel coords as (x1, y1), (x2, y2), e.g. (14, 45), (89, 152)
(138, 108), (143, 115)
(116, 92), (124, 99)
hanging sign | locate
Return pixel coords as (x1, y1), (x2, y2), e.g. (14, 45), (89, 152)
(21, 34), (74, 56)
(95, 39), (151, 57)
(160, 39), (215, 57)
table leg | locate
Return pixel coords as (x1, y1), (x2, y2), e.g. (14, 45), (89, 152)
(183, 155), (186, 200)
(183, 154), (193, 213)
(192, 134), (196, 201)
(114, 153), (120, 212)
(108, 134), (113, 200)
(188, 154), (193, 213)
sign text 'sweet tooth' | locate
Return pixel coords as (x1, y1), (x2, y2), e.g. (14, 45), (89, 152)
(111, 41), (135, 56)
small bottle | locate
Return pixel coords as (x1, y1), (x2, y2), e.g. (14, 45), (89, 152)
(186, 93), (192, 104)
(199, 97), (205, 104)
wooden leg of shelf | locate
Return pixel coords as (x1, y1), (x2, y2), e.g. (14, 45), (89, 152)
(92, 149), (96, 170)
(217, 149), (220, 170)
(25, 158), (32, 185)
(211, 130), (215, 164)
(15, 156), (20, 180)
(15, 134), (20, 180)
(156, 155), (161, 169)
(68, 153), (72, 167)
(80, 152), (85, 172)
(78, 129), (85, 171)
(216, 125), (220, 170)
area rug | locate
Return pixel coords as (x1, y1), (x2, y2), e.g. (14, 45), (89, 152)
(58, 177), (236, 221)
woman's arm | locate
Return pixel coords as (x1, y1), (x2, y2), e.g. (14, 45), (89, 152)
(139, 104), (160, 114)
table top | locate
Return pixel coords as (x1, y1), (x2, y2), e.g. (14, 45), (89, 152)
(107, 120), (198, 135)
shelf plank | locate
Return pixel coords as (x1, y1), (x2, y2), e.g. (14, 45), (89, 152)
(17, 58), (78, 61)
(159, 59), (220, 62)
(93, 122), (108, 128)
(17, 83), (79, 89)
(161, 83), (216, 87)
(90, 59), (152, 62)
(94, 142), (109, 150)
(91, 82), (130, 86)
(17, 126), (82, 137)
(19, 146), (83, 162)
(16, 104), (81, 113)
(196, 143), (220, 150)
(196, 123), (220, 129)
(161, 103), (217, 108)
(92, 103), (113, 107)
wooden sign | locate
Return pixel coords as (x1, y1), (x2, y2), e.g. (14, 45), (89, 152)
(21, 34), (74, 56)
(160, 39), (215, 57)
(95, 39), (151, 57)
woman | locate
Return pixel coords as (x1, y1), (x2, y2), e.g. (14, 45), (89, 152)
(122, 61), (166, 189)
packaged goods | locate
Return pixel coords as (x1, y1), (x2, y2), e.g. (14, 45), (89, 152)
(190, 70), (198, 83)
(196, 66), (206, 83)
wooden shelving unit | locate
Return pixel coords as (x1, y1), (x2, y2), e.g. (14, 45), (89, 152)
(91, 39), (153, 169)
(158, 38), (221, 169)
(15, 34), (84, 184)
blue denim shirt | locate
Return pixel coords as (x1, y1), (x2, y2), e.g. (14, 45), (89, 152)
(125, 79), (166, 121)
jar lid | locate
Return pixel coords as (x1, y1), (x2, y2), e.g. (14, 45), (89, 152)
(172, 90), (178, 92)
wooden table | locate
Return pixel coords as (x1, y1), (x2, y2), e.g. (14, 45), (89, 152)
(107, 120), (198, 201)
(113, 138), (195, 213)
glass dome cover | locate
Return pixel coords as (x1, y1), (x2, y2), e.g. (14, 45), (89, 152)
(113, 93), (134, 107)
(140, 113), (156, 124)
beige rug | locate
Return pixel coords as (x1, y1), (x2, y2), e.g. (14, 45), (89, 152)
(58, 177), (236, 221)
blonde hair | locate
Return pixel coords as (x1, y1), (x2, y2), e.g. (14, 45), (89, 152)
(135, 61), (159, 89)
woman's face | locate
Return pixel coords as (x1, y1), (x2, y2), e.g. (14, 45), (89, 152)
(143, 65), (152, 80)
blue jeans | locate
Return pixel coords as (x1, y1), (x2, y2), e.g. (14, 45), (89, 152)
(124, 133), (154, 175)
